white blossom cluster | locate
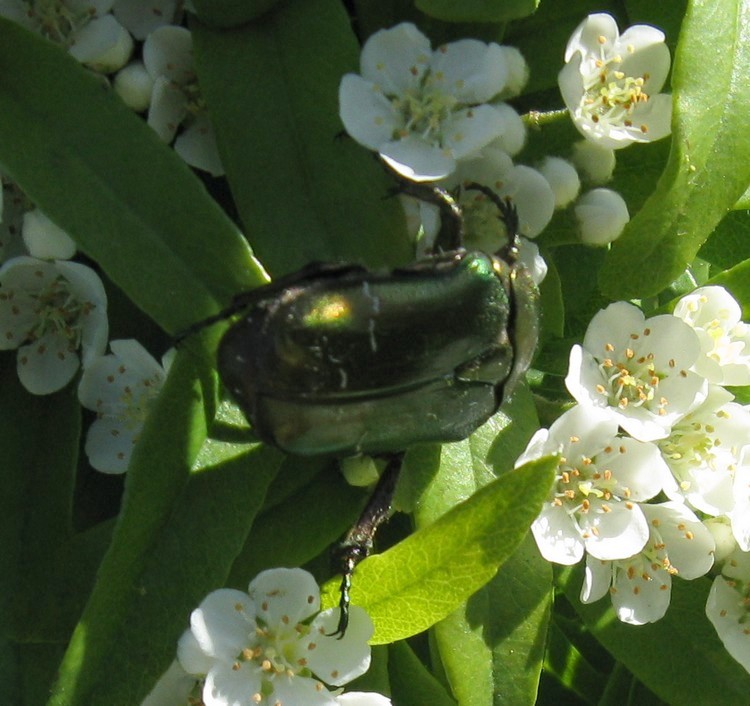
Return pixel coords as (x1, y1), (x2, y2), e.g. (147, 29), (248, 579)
(0, 2), (213, 472)
(338, 15), (673, 261)
(142, 568), (392, 706)
(516, 286), (750, 671)
(0, 0), (222, 174)
(0, 173), (171, 473)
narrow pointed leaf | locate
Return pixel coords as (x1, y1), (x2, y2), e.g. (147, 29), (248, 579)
(599, 0), (750, 299)
(191, 0), (411, 277)
(322, 456), (556, 644)
(0, 18), (265, 332)
(48, 352), (215, 706)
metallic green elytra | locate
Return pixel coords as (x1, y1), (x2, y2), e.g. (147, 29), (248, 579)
(217, 245), (538, 456)
(180, 181), (539, 637)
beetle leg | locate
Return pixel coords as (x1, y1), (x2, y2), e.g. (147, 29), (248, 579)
(389, 179), (465, 253)
(329, 451), (404, 637)
(463, 182), (521, 262)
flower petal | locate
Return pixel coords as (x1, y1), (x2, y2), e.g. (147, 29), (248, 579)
(174, 112), (225, 176)
(531, 503), (584, 565)
(706, 575), (750, 673)
(203, 660), (262, 706)
(581, 555), (612, 603)
(248, 567), (321, 626)
(379, 135), (455, 182)
(17, 331), (80, 394)
(359, 23), (431, 93)
(306, 606), (374, 686)
(611, 560), (671, 625)
(83, 416), (138, 473)
(581, 499), (649, 561)
(190, 588), (255, 661)
(430, 39), (508, 103)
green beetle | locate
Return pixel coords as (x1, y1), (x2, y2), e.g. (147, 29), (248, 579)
(181, 182), (539, 634)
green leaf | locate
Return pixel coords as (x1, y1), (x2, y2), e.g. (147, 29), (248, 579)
(322, 455), (556, 644)
(598, 0), (750, 299)
(192, 0), (411, 277)
(0, 18), (265, 333)
(415, 0), (538, 23)
(85, 443), (283, 705)
(47, 352), (218, 705)
(191, 0), (284, 27)
(706, 259), (750, 318)
(227, 460), (367, 586)
(388, 640), (457, 706)
(396, 387), (550, 703)
(0, 354), (89, 643)
(544, 619), (607, 704)
(433, 535), (552, 706)
(561, 566), (750, 706)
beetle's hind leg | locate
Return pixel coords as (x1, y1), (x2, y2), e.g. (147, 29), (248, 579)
(329, 452), (404, 638)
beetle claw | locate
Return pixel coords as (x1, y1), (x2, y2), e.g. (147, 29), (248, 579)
(328, 453), (404, 637)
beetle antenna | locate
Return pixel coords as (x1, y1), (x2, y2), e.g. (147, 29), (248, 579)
(463, 182), (521, 263)
(173, 290), (265, 345)
(329, 452), (404, 638)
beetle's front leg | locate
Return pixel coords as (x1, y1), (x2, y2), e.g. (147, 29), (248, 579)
(330, 451), (404, 637)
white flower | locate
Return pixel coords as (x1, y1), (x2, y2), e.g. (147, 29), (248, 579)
(143, 25), (224, 175)
(22, 209), (77, 260)
(574, 188), (629, 245)
(673, 286), (750, 386)
(566, 302), (707, 441)
(559, 13), (672, 149)
(516, 405), (672, 566)
(571, 140), (616, 185)
(78, 339), (171, 473)
(706, 548), (750, 674)
(538, 156), (580, 208)
(583, 502), (714, 625)
(339, 23), (512, 181)
(658, 386), (750, 522)
(0, 256), (108, 394)
(0, 1), (134, 72)
(178, 568), (374, 706)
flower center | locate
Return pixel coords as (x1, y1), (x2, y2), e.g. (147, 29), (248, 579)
(389, 70), (460, 145)
(595, 336), (670, 414)
(23, 0), (94, 46)
(581, 40), (651, 133)
(116, 372), (164, 431)
(28, 274), (92, 350)
(553, 444), (630, 516)
(234, 616), (315, 688)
